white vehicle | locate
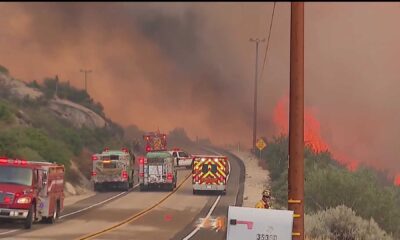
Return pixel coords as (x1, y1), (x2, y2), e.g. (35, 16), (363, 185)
(168, 149), (193, 169)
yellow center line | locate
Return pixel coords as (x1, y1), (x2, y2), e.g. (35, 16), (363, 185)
(76, 173), (191, 240)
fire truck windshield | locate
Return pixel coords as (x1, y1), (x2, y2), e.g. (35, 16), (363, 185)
(202, 164), (217, 174)
(0, 166), (33, 186)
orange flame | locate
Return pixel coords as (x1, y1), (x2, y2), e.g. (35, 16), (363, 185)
(273, 95), (359, 171)
(395, 174), (400, 186)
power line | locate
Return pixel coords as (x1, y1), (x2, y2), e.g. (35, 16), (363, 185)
(259, 2), (277, 81)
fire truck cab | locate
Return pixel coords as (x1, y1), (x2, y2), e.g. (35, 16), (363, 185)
(91, 147), (135, 191)
(139, 151), (177, 191)
(143, 131), (167, 152)
(192, 155), (229, 195)
(0, 158), (65, 229)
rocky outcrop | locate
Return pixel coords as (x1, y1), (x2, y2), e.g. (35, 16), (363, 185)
(48, 98), (107, 129)
(0, 73), (42, 100)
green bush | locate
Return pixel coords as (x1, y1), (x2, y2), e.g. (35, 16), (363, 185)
(0, 101), (15, 124)
(15, 147), (43, 161)
(305, 205), (392, 240)
(0, 127), (72, 168)
(0, 65), (9, 75)
(263, 135), (400, 238)
(305, 166), (400, 236)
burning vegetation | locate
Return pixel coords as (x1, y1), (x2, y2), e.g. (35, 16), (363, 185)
(272, 95), (397, 183)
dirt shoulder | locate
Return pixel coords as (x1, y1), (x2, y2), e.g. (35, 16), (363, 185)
(227, 150), (270, 208)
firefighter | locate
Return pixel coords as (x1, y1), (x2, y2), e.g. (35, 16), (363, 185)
(255, 189), (271, 209)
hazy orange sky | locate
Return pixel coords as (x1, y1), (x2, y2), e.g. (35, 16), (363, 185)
(0, 3), (399, 174)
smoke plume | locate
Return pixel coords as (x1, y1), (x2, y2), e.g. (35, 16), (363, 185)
(0, 3), (399, 175)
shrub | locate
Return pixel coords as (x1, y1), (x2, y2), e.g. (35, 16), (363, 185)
(0, 65), (9, 75)
(0, 127), (72, 168)
(0, 101), (14, 124)
(15, 147), (43, 161)
(305, 205), (392, 240)
(263, 135), (400, 238)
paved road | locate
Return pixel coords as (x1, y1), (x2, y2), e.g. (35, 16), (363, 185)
(0, 147), (245, 240)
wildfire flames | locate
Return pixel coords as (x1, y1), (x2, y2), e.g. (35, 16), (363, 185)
(273, 95), (359, 172)
(395, 174), (400, 186)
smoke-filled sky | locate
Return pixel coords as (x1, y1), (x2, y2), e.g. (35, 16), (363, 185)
(0, 2), (399, 174)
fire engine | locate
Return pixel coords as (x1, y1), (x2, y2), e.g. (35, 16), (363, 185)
(192, 155), (229, 195)
(0, 158), (65, 229)
(91, 147), (135, 191)
(138, 151), (177, 191)
(143, 131), (167, 152)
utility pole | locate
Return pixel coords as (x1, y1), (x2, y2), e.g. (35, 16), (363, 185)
(288, 2), (304, 240)
(249, 38), (265, 152)
(80, 69), (92, 92)
(55, 75), (59, 98)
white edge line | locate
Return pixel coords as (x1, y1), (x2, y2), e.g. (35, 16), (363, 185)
(1, 168), (186, 235)
(181, 148), (231, 240)
(0, 229), (19, 236)
(182, 195), (222, 240)
(59, 183), (139, 219)
(0, 184), (139, 237)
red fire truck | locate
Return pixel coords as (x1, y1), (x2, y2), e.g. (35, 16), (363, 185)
(143, 131), (167, 152)
(0, 158), (65, 229)
(192, 155), (229, 195)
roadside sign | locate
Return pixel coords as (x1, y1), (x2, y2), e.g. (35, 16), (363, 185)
(256, 138), (266, 151)
(227, 206), (293, 240)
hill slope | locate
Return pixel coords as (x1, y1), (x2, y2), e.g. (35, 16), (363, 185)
(0, 66), (128, 192)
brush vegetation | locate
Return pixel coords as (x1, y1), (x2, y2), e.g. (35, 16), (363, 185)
(259, 135), (400, 239)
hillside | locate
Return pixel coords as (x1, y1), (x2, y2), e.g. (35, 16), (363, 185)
(0, 65), (129, 194)
(0, 65), (201, 196)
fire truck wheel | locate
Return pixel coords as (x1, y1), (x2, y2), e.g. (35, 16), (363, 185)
(45, 202), (60, 224)
(139, 184), (148, 191)
(24, 205), (34, 229)
(122, 182), (129, 191)
(167, 183), (174, 191)
(94, 183), (104, 192)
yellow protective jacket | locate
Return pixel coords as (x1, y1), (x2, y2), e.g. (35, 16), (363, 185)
(255, 200), (270, 209)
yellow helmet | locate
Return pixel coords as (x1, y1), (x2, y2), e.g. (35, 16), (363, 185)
(262, 189), (271, 197)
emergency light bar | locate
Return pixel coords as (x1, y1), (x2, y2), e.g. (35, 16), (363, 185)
(0, 158), (28, 165)
(121, 147), (129, 153)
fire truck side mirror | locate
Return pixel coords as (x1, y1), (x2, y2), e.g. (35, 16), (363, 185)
(42, 171), (48, 187)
